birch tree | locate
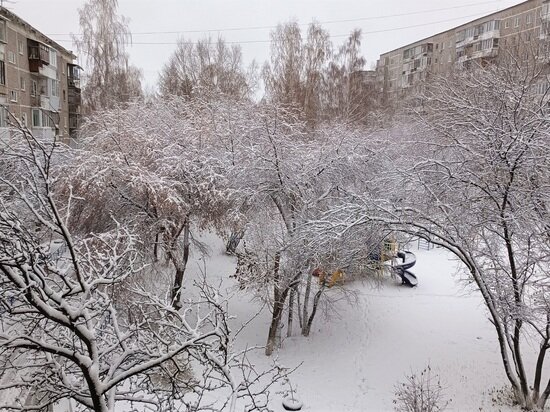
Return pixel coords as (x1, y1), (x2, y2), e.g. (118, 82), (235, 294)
(263, 22), (332, 127)
(75, 0), (143, 112)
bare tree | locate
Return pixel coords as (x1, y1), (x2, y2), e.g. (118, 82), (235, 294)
(75, 0), (143, 112)
(393, 365), (451, 412)
(321, 56), (550, 409)
(263, 22), (332, 127)
(68, 98), (232, 309)
(263, 22), (305, 108)
(263, 23), (370, 126)
(201, 100), (380, 354)
(158, 37), (255, 100)
(323, 29), (369, 122)
(0, 124), (290, 412)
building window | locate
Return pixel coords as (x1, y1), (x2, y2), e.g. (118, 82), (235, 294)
(32, 109), (41, 127)
(8, 51), (16, 64)
(527, 14), (532, 25)
(21, 112), (27, 127)
(505, 19), (510, 29)
(10, 90), (17, 102)
(515, 17), (520, 28)
(18, 39), (24, 55)
(0, 61), (5, 85)
(49, 49), (57, 67)
(0, 20), (6, 43)
(20, 76), (26, 91)
(50, 79), (59, 97)
(0, 106), (7, 127)
(43, 112), (55, 128)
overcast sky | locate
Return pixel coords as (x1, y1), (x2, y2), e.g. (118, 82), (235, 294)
(8, 0), (523, 88)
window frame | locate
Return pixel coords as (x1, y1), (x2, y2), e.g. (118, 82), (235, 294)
(0, 61), (5, 86)
(0, 106), (7, 127)
(49, 49), (57, 68)
(32, 108), (41, 128)
(0, 20), (6, 44)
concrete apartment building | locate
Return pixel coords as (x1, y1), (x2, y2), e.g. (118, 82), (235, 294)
(376, 0), (549, 100)
(0, 7), (81, 140)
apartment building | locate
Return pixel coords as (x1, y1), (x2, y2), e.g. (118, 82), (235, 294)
(376, 0), (548, 100)
(0, 7), (81, 140)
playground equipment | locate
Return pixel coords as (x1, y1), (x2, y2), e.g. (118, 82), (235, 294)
(312, 268), (345, 288)
(392, 251), (418, 287)
(375, 236), (419, 287)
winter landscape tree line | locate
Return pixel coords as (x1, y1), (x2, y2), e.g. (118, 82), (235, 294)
(1, 0), (550, 410)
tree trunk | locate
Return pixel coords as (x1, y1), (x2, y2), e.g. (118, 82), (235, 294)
(153, 232), (160, 262)
(296, 288), (303, 330)
(301, 269), (313, 336)
(287, 287), (295, 338)
(226, 230), (245, 255)
(537, 380), (550, 410)
(170, 217), (190, 309)
(266, 252), (287, 356)
(531, 340), (549, 405)
(265, 289), (289, 356)
(302, 287), (324, 337)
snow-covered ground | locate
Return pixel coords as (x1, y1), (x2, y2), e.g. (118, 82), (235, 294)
(189, 234), (534, 411)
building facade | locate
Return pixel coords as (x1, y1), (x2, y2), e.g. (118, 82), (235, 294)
(376, 0), (549, 100)
(0, 7), (81, 141)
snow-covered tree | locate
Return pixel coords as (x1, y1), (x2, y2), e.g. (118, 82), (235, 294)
(0, 125), (289, 411)
(322, 57), (550, 409)
(68, 99), (233, 309)
(198, 100), (382, 353)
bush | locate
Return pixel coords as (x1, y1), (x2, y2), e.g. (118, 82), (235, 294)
(393, 365), (451, 412)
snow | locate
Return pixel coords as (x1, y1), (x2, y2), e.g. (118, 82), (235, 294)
(187, 233), (523, 411)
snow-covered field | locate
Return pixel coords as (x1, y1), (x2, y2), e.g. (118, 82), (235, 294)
(190, 234), (532, 411)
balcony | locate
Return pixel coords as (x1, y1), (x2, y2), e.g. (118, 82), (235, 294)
(67, 64), (82, 90)
(28, 40), (50, 73)
(456, 20), (500, 49)
(68, 85), (81, 114)
(402, 43), (433, 62)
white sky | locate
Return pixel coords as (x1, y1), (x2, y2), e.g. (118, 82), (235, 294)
(8, 0), (523, 88)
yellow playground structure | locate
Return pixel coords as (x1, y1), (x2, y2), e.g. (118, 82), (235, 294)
(312, 268), (345, 288)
